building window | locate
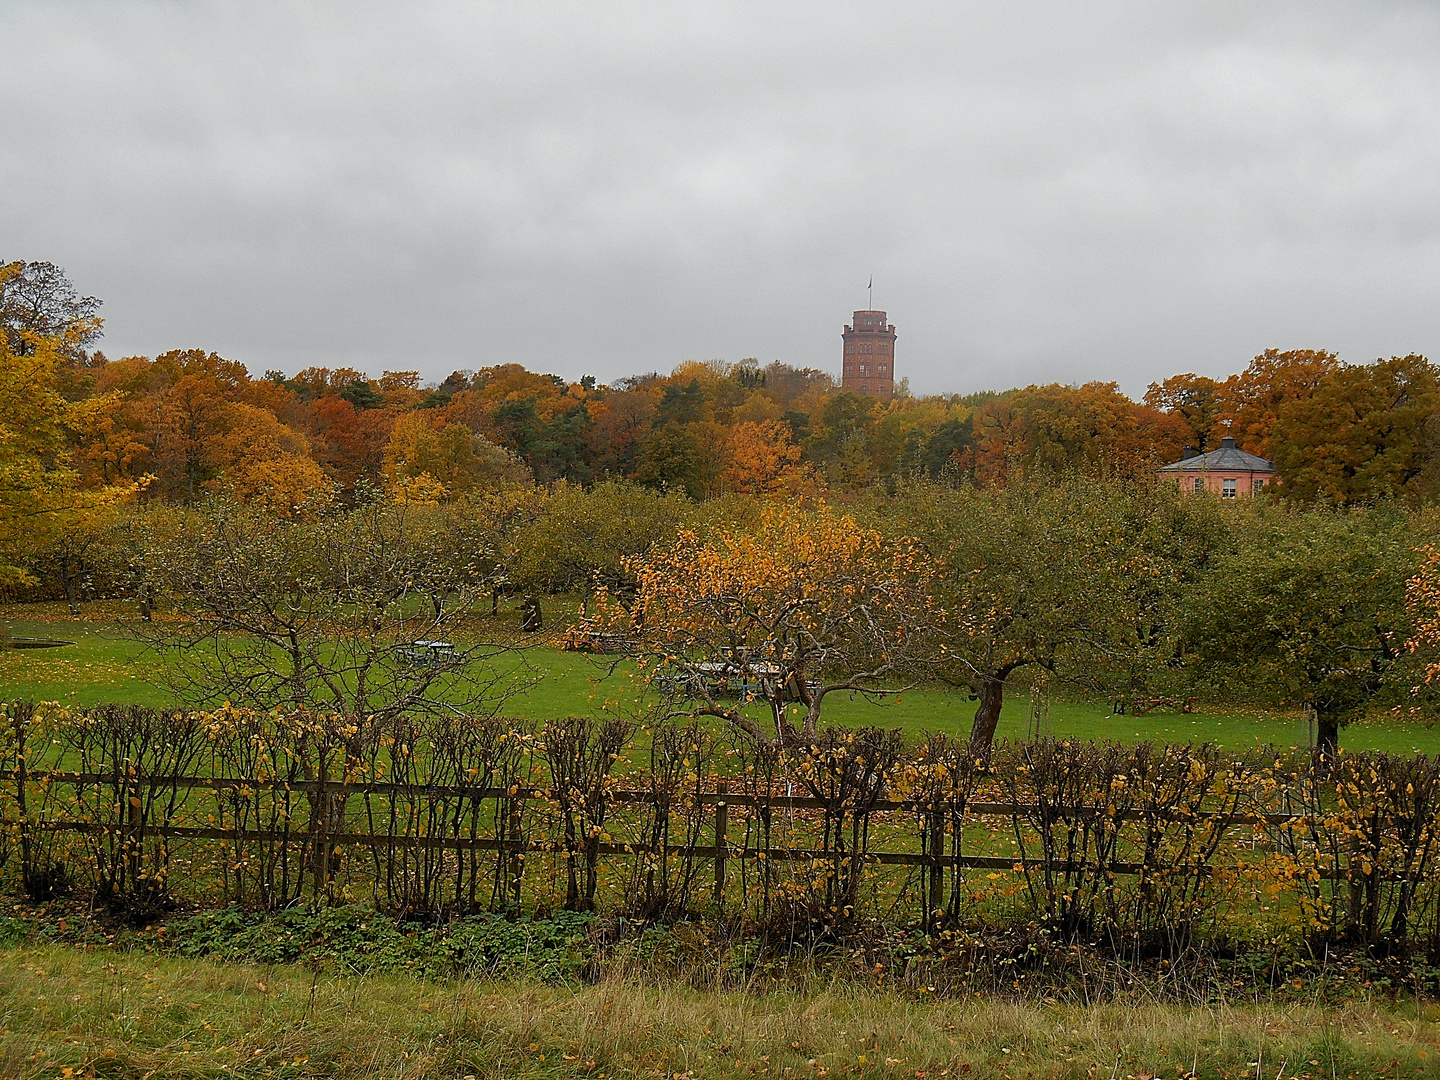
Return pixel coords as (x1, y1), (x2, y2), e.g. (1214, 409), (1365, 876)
(1253, 477), (1267, 492)
(878, 363), (887, 375)
(860, 342), (873, 353)
(1222, 478), (1237, 498)
(1192, 477), (1204, 493)
(858, 363), (868, 376)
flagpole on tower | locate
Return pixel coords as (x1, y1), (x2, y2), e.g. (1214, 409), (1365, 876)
(868, 276), (872, 309)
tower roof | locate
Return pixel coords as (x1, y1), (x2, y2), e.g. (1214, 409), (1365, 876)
(1158, 435), (1274, 473)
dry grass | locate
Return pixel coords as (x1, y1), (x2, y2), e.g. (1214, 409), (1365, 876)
(2, 944), (1439, 1078)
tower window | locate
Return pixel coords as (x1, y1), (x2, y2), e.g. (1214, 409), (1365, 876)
(859, 363), (868, 376)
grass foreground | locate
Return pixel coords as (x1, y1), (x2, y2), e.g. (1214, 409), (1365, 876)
(3, 942), (1440, 1080)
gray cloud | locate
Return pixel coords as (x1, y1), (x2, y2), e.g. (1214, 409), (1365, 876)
(3, 0), (1437, 395)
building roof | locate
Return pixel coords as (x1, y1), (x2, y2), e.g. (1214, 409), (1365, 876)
(1158, 435), (1274, 473)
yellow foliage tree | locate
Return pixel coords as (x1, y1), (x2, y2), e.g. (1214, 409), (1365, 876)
(383, 413), (528, 498)
(389, 471), (449, 506)
(0, 326), (134, 586)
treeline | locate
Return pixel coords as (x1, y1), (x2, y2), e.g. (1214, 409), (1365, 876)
(6, 260), (1440, 511)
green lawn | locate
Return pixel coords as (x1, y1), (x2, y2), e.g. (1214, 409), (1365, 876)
(4, 600), (1439, 754)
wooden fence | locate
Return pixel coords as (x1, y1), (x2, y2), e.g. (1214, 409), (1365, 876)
(5, 703), (1440, 957)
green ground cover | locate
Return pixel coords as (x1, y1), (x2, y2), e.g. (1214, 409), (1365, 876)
(4, 601), (1438, 754)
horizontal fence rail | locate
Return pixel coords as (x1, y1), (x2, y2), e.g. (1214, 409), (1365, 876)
(2, 771), (1348, 885)
(0, 771), (1306, 825)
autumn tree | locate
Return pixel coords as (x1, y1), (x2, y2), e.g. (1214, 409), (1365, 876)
(206, 403), (329, 514)
(723, 419), (807, 495)
(973, 382), (1187, 483)
(306, 394), (394, 486)
(0, 260), (103, 359)
(588, 502), (938, 746)
(584, 390), (655, 477)
(0, 312), (132, 587)
(1145, 373), (1226, 452)
(1221, 348), (1342, 457)
(1269, 354), (1440, 506)
(382, 412), (530, 500)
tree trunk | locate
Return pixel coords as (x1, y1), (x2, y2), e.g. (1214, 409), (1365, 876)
(62, 571), (80, 616)
(968, 676), (1006, 755)
(1316, 713), (1340, 764)
(521, 595), (544, 633)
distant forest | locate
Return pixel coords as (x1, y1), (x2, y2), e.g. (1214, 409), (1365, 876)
(6, 259), (1438, 509)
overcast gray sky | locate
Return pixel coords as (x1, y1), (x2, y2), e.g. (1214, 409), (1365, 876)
(3, 1), (1438, 397)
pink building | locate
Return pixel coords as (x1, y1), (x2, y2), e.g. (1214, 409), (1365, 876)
(1157, 435), (1275, 497)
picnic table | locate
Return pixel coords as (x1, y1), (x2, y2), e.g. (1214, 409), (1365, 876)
(657, 659), (817, 702)
(391, 640), (457, 666)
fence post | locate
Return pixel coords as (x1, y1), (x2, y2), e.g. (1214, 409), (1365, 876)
(928, 804), (945, 932)
(713, 800), (728, 910)
(11, 705), (32, 893)
(312, 749), (329, 908)
(507, 796), (524, 912)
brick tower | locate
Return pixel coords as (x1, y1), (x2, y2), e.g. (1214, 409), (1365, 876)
(841, 309), (896, 398)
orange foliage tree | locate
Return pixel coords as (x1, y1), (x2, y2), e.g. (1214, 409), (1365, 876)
(973, 382), (1188, 483)
(1269, 354), (1440, 506)
(1220, 348), (1342, 457)
(1144, 373), (1226, 452)
(587, 503), (939, 746)
(723, 419), (807, 495)
(205, 403), (328, 514)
